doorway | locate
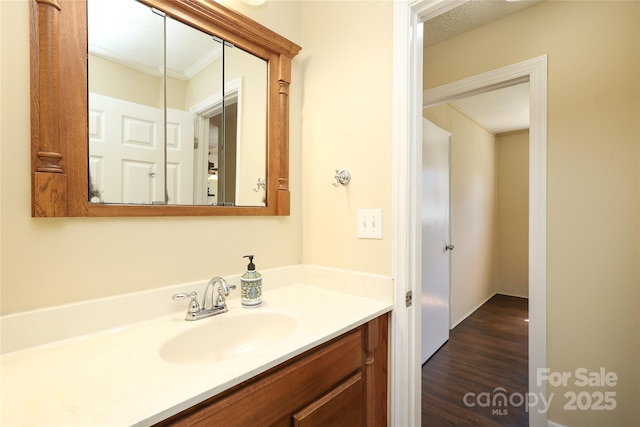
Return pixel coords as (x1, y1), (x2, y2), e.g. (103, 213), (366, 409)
(191, 77), (242, 206)
(421, 82), (531, 425)
(387, 2), (548, 423)
(420, 56), (547, 425)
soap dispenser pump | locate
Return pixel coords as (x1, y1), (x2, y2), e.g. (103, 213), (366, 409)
(241, 255), (262, 308)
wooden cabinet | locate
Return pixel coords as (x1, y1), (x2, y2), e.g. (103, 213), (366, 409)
(155, 313), (389, 427)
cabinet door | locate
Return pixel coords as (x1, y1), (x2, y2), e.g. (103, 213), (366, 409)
(292, 373), (363, 427)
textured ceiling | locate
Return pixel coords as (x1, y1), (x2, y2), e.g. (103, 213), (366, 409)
(424, 0), (542, 46)
(424, 0), (541, 133)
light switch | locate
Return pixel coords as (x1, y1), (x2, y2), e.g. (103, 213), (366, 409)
(357, 208), (383, 239)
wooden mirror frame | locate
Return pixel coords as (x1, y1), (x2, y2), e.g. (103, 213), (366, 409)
(30, 0), (301, 217)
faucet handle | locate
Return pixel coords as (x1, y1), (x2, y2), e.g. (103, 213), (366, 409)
(214, 279), (236, 306)
(173, 291), (200, 314)
(223, 282), (237, 296)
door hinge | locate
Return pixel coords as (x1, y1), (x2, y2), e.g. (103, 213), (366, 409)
(194, 137), (199, 149)
(405, 290), (413, 307)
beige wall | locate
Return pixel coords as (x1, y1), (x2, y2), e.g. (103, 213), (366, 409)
(496, 130), (529, 298)
(0, 0), (3, 311)
(424, 104), (498, 327)
(299, 1), (393, 275)
(0, 0), (394, 313)
(425, 1), (639, 425)
(0, 0), (303, 314)
(88, 55), (164, 108)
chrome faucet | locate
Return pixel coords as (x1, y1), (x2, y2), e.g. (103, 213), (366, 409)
(173, 277), (236, 321)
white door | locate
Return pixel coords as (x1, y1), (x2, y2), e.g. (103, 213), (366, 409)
(89, 93), (165, 204)
(421, 118), (452, 364)
(166, 108), (195, 204)
(89, 93), (194, 205)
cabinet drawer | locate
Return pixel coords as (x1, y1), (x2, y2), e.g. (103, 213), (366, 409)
(292, 372), (363, 427)
(159, 329), (363, 426)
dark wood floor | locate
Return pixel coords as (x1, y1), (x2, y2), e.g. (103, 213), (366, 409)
(422, 294), (529, 427)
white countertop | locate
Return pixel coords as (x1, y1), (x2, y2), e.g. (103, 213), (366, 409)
(1, 281), (392, 426)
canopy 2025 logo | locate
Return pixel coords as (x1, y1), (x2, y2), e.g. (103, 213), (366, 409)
(538, 367), (617, 411)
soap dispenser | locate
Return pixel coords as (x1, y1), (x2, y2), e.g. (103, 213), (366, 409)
(241, 255), (262, 308)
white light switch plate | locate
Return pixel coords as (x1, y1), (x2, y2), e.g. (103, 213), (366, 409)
(358, 208), (383, 239)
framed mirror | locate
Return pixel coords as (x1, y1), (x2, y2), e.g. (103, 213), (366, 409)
(30, 0), (301, 217)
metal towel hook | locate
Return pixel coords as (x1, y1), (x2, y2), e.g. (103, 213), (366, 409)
(253, 178), (266, 192)
(332, 169), (351, 187)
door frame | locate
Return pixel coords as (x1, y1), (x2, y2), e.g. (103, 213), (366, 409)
(191, 77), (243, 205)
(391, 2), (547, 426)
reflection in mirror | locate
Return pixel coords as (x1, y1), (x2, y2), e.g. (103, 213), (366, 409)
(164, 14), (222, 205)
(87, 0), (267, 207)
(224, 43), (268, 207)
(88, 0), (165, 204)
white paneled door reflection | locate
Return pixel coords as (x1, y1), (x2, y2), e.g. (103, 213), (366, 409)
(89, 93), (194, 204)
(421, 119), (452, 364)
(166, 108), (195, 204)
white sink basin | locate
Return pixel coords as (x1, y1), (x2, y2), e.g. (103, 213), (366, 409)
(159, 311), (297, 365)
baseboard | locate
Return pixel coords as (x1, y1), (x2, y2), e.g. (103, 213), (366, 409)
(496, 291), (529, 299)
(450, 292), (529, 329)
(450, 292), (496, 329)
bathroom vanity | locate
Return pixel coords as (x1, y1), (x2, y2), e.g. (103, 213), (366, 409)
(156, 313), (389, 427)
(1, 266), (393, 426)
